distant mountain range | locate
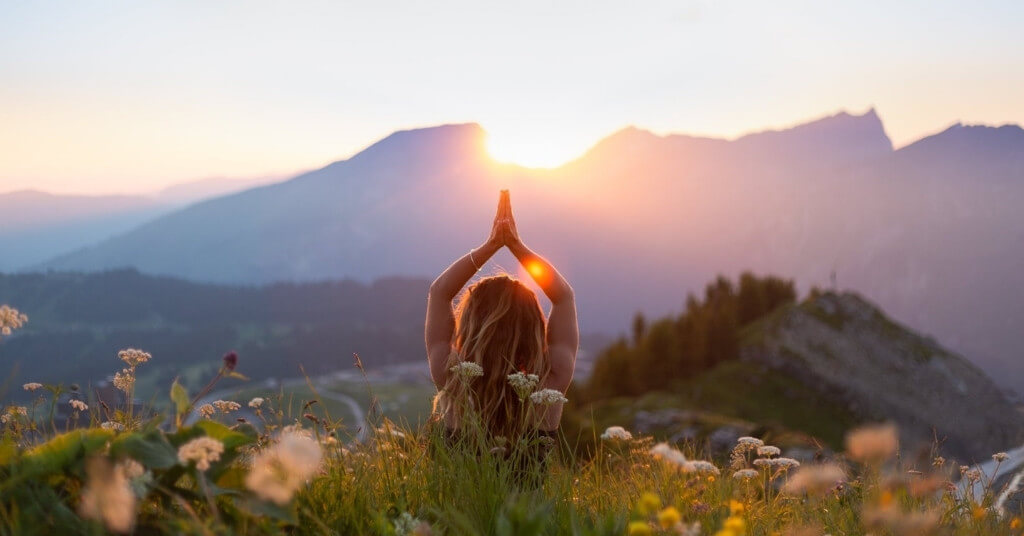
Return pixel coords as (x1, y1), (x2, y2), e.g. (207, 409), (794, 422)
(10, 109), (1024, 389)
(0, 175), (284, 270)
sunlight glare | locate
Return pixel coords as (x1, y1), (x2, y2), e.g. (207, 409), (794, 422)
(486, 130), (586, 169)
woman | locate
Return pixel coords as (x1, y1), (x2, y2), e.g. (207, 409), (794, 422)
(426, 190), (578, 452)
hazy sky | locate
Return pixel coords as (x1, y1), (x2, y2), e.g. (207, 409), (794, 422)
(2, 0), (1022, 195)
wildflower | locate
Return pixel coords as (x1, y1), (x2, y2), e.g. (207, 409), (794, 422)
(22, 382), (43, 391)
(676, 521), (701, 536)
(222, 351), (238, 371)
(993, 452), (1010, 463)
(70, 399), (88, 412)
(449, 361), (483, 379)
(627, 521), (653, 536)
(657, 506), (681, 529)
(964, 468), (982, 483)
(101, 421), (125, 432)
(248, 397), (265, 409)
(637, 492), (662, 515)
(0, 305), (28, 340)
(650, 442), (688, 468)
(757, 445), (781, 457)
(737, 436), (764, 447)
(932, 456), (945, 467)
(212, 400), (241, 413)
(393, 512), (432, 536)
(112, 369), (134, 393)
(119, 458), (146, 480)
(733, 469), (758, 480)
(845, 423), (898, 463)
(2, 406), (27, 423)
(600, 426), (633, 441)
(729, 499), (745, 515)
(79, 457), (136, 533)
(687, 460), (720, 475)
(1011, 517), (1022, 530)
(177, 436), (225, 471)
(529, 388), (568, 406)
(245, 429), (324, 505)
(117, 348), (151, 367)
(782, 463), (847, 495)
(507, 371), (540, 400)
(198, 404), (215, 419)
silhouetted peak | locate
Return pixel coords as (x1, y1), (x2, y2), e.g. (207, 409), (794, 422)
(349, 122), (487, 164)
(898, 121), (1024, 156)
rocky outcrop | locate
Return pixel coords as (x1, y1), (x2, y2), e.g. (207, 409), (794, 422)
(740, 291), (1024, 461)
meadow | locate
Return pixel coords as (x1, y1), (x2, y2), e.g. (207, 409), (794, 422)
(1, 308), (1022, 535)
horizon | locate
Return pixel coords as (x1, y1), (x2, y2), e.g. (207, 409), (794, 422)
(1, 106), (1016, 198)
(3, 1), (1024, 195)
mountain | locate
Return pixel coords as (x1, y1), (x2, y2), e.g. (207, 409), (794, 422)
(740, 291), (1023, 460)
(0, 190), (168, 271)
(36, 109), (1024, 389)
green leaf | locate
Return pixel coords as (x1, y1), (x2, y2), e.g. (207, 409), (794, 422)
(170, 378), (189, 415)
(110, 429), (178, 469)
(196, 420), (254, 451)
(22, 428), (113, 476)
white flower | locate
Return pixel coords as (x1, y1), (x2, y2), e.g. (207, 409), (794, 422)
(450, 361), (483, 379)
(845, 423), (898, 462)
(101, 421), (125, 432)
(686, 460), (720, 475)
(198, 404), (215, 419)
(753, 457), (801, 470)
(737, 436), (764, 447)
(3, 406), (27, 423)
(600, 426), (633, 441)
(79, 457), (136, 533)
(246, 430), (324, 505)
(248, 397), (265, 409)
(529, 388), (568, 406)
(507, 371), (540, 400)
(993, 452), (1010, 463)
(22, 382), (43, 391)
(212, 400), (241, 413)
(112, 369), (134, 393)
(177, 437), (225, 471)
(757, 445), (781, 457)
(70, 399), (88, 412)
(782, 463), (847, 495)
(733, 469), (759, 479)
(119, 458), (146, 480)
(650, 442), (688, 468)
(118, 348), (151, 367)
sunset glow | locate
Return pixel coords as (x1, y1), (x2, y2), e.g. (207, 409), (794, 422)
(486, 131), (589, 169)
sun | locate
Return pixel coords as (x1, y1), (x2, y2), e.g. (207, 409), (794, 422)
(485, 130), (586, 169)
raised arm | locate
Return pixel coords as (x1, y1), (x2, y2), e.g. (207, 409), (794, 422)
(502, 193), (578, 393)
(425, 193), (506, 387)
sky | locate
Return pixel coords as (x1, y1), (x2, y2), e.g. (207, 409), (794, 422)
(1, 0), (1023, 195)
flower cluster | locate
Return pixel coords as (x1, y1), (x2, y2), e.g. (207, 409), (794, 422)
(1, 406), (28, 424)
(112, 369), (134, 393)
(507, 371), (539, 401)
(212, 400), (241, 413)
(0, 305), (28, 338)
(845, 422), (898, 463)
(177, 437), (225, 471)
(782, 463), (846, 495)
(23, 382), (43, 391)
(70, 399), (88, 412)
(198, 404), (216, 419)
(248, 397), (265, 409)
(601, 426), (633, 441)
(753, 457), (800, 470)
(529, 388), (567, 406)
(245, 429), (324, 505)
(450, 361), (483, 380)
(101, 421), (125, 432)
(118, 348), (151, 367)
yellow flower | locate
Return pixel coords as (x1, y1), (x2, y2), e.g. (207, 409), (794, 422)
(637, 492), (661, 516)
(713, 530), (737, 536)
(879, 490), (894, 507)
(707, 475), (716, 483)
(627, 521), (653, 536)
(972, 506), (987, 520)
(1010, 517), (1022, 529)
(723, 515), (745, 533)
(657, 506), (681, 529)
(729, 499), (745, 515)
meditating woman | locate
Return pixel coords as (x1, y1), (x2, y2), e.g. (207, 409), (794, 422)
(425, 190), (578, 461)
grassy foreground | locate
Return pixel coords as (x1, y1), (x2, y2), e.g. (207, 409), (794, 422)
(1, 344), (1022, 535)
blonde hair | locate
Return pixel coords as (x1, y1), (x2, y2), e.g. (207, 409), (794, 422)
(435, 275), (549, 439)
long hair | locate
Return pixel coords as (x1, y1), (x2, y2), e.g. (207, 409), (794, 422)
(435, 275), (549, 439)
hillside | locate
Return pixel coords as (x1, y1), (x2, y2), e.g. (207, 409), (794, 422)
(578, 288), (1023, 462)
(0, 270), (429, 400)
(739, 291), (1024, 460)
